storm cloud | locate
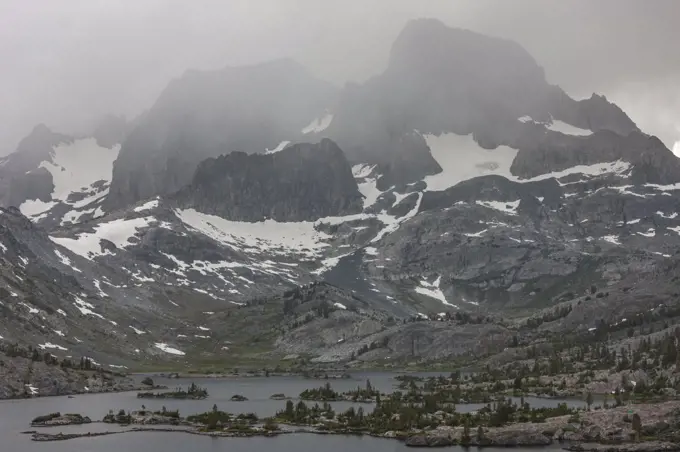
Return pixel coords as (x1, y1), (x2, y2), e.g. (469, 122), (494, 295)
(1, 0), (678, 154)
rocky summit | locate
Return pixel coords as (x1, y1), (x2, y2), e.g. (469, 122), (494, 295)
(2, 18), (680, 384)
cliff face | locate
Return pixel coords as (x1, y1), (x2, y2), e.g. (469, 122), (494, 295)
(173, 139), (363, 222)
(106, 59), (336, 210)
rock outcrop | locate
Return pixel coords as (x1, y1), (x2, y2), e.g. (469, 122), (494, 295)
(173, 139), (363, 222)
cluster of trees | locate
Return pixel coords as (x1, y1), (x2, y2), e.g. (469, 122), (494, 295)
(1, 342), (105, 373)
(137, 382), (208, 399)
(275, 389), (579, 434)
(524, 304), (573, 329)
(299, 382), (342, 401)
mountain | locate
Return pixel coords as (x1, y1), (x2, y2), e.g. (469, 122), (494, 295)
(0, 118), (129, 230)
(173, 139), (363, 222)
(106, 59), (336, 210)
(3, 18), (680, 374)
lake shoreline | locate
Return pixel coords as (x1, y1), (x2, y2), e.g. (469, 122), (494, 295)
(26, 421), (680, 452)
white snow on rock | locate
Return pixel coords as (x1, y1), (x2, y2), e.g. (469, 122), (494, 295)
(352, 164), (375, 179)
(133, 199), (160, 213)
(72, 295), (105, 319)
(19, 199), (56, 218)
(311, 253), (350, 276)
(41, 138), (120, 201)
(638, 228), (656, 238)
(464, 228), (489, 238)
(301, 113), (333, 134)
(19, 302), (39, 314)
(529, 160), (632, 184)
(19, 138), (119, 223)
(414, 276), (457, 308)
(602, 235), (621, 245)
(130, 326), (146, 335)
(518, 115), (593, 136)
(265, 140), (291, 154)
(423, 132), (629, 191)
(423, 133), (518, 191)
(0, 241), (6, 253)
(352, 164), (382, 208)
(475, 200), (520, 216)
(657, 211), (678, 219)
(24, 384), (38, 395)
(61, 208), (95, 226)
(54, 249), (82, 273)
(50, 216), (155, 259)
(333, 302), (347, 310)
(154, 343), (185, 356)
(39, 342), (68, 351)
(175, 209), (330, 258)
(546, 120), (593, 136)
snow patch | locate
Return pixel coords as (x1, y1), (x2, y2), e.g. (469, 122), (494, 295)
(414, 276), (457, 308)
(154, 343), (185, 356)
(546, 120), (593, 136)
(423, 133), (518, 191)
(133, 199), (160, 213)
(475, 200), (520, 216)
(50, 216), (155, 259)
(302, 113), (333, 134)
(333, 302), (347, 310)
(265, 140), (291, 154)
(601, 235), (621, 245)
(41, 138), (120, 202)
(176, 209), (330, 259)
(637, 228), (656, 238)
(657, 211), (678, 219)
(39, 342), (67, 351)
(19, 199), (56, 218)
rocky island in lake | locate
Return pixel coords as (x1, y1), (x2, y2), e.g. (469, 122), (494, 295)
(137, 382), (208, 400)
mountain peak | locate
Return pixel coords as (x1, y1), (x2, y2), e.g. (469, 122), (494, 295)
(389, 18), (545, 84)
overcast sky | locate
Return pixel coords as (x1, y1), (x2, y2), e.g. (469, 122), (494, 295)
(1, 0), (679, 155)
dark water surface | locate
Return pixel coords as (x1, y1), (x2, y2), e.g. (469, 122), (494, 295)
(0, 372), (582, 451)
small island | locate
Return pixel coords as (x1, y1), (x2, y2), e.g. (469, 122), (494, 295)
(137, 382), (208, 400)
(31, 413), (91, 427)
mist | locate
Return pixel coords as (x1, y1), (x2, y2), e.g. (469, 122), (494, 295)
(1, 0), (679, 154)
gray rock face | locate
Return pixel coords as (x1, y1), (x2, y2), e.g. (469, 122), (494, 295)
(0, 124), (67, 208)
(106, 59), (335, 209)
(318, 18), (639, 190)
(173, 139), (363, 222)
(511, 131), (680, 184)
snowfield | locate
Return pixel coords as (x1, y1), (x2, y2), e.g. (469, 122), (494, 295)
(516, 116), (593, 136)
(302, 112), (333, 134)
(265, 140), (291, 154)
(133, 199), (160, 213)
(423, 132), (631, 192)
(546, 120), (593, 136)
(50, 217), (155, 259)
(423, 133), (518, 191)
(352, 164), (382, 208)
(415, 276), (458, 308)
(154, 343), (185, 356)
(176, 208), (331, 258)
(19, 138), (120, 223)
(40, 138), (120, 201)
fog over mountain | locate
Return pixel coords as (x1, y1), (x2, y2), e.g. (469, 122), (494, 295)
(1, 0), (679, 155)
